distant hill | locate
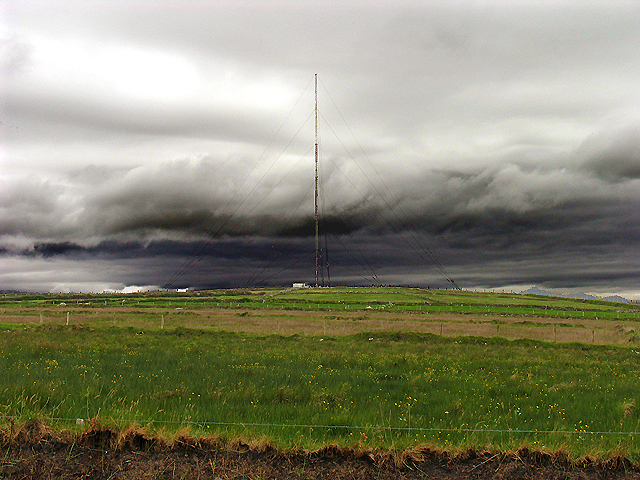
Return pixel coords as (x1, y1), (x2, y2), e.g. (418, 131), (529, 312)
(566, 292), (597, 300)
(520, 287), (628, 304)
(602, 295), (629, 304)
(520, 287), (562, 297)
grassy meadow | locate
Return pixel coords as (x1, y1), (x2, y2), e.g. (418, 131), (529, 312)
(1, 287), (640, 457)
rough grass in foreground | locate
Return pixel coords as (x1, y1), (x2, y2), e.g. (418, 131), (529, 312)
(1, 325), (640, 459)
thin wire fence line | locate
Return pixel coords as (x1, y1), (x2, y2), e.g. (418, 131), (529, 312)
(318, 80), (458, 289)
(5, 416), (638, 437)
(163, 80), (314, 289)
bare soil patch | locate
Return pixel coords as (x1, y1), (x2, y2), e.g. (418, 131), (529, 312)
(2, 422), (639, 479)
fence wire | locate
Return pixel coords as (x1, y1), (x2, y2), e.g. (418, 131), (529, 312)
(3, 416), (637, 437)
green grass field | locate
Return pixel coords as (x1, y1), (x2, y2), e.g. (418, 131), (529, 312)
(1, 287), (639, 458)
(2, 287), (638, 318)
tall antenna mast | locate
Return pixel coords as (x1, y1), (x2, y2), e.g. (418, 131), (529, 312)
(314, 74), (320, 287)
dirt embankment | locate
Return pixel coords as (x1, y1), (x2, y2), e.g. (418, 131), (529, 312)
(1, 421), (639, 480)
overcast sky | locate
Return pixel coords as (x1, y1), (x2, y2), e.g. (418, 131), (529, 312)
(1, 0), (639, 299)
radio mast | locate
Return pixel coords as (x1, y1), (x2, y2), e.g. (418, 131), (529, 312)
(314, 73), (320, 287)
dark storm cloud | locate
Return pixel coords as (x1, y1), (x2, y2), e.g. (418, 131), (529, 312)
(0, 174), (76, 239)
(79, 155), (316, 238)
(577, 125), (640, 181)
(3, 121), (639, 246)
(2, 134), (638, 293)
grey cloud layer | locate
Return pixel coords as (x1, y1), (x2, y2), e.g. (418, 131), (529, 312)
(3, 123), (638, 244)
(1, 1), (639, 296)
(5, 3), (640, 157)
